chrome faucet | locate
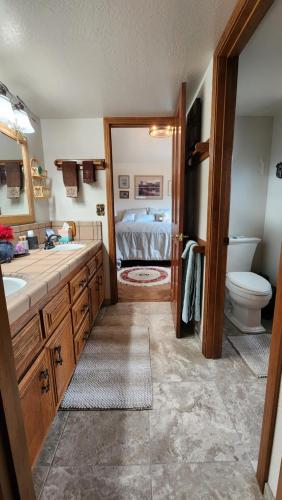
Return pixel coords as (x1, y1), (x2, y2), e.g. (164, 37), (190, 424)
(44, 234), (62, 250)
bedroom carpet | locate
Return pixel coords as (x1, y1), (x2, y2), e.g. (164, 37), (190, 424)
(61, 325), (153, 410)
(117, 266), (171, 302)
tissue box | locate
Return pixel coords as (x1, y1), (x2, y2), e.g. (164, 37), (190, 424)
(58, 228), (73, 243)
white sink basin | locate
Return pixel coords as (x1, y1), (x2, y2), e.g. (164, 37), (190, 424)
(53, 243), (85, 251)
(3, 277), (27, 297)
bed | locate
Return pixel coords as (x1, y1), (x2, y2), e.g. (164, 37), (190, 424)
(115, 209), (172, 261)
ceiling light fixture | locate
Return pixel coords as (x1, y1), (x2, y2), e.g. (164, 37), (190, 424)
(0, 83), (15, 126)
(13, 101), (35, 134)
(149, 125), (173, 138)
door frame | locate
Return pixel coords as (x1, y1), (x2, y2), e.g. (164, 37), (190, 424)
(201, 0), (279, 494)
(104, 116), (176, 303)
(202, 0), (275, 360)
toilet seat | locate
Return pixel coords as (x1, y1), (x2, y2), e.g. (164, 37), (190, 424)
(227, 272), (271, 296)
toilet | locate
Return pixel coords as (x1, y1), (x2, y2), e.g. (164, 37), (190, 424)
(225, 237), (272, 333)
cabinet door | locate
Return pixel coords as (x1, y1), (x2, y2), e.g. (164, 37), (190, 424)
(69, 266), (88, 304)
(89, 274), (100, 324)
(71, 288), (89, 335)
(98, 268), (105, 308)
(19, 349), (55, 466)
(47, 312), (75, 405)
(74, 312), (90, 362)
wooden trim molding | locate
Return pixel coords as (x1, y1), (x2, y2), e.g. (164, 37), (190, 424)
(257, 249), (282, 492)
(0, 122), (35, 225)
(103, 116), (175, 304)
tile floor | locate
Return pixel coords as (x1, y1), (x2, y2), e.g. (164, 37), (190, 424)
(33, 303), (266, 499)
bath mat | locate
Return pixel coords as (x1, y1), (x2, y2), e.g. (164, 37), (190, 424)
(227, 334), (271, 377)
(61, 325), (153, 410)
(117, 266), (171, 287)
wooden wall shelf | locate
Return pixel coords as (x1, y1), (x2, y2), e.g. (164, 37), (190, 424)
(55, 159), (106, 170)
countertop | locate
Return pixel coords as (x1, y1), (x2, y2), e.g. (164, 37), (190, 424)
(1, 240), (102, 327)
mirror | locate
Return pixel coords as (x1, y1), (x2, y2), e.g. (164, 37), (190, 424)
(0, 123), (34, 224)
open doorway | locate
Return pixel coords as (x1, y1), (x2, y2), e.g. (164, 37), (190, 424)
(111, 127), (173, 302)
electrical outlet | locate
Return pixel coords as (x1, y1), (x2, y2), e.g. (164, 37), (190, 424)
(96, 204), (105, 216)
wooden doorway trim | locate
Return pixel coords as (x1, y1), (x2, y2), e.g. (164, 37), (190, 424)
(202, 0), (275, 359)
(0, 268), (35, 499)
(201, 0), (278, 494)
(104, 116), (176, 303)
(257, 248), (282, 492)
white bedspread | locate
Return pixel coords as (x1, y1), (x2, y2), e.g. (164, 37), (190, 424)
(115, 221), (172, 260)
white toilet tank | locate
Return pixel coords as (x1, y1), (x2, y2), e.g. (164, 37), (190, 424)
(226, 237), (261, 272)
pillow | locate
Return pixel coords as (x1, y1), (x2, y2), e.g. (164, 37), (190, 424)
(148, 208), (170, 216)
(135, 213), (155, 223)
(124, 208), (147, 216)
(122, 213), (136, 223)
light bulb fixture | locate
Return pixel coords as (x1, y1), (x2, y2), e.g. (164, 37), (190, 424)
(0, 83), (15, 126)
(13, 104), (35, 134)
(149, 125), (173, 138)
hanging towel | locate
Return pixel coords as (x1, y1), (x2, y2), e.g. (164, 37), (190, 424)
(6, 162), (21, 198)
(62, 161), (78, 197)
(181, 240), (202, 323)
(82, 160), (96, 184)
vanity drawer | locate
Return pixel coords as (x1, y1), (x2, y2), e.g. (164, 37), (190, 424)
(87, 255), (97, 278)
(42, 285), (70, 338)
(71, 287), (89, 334)
(69, 266), (88, 303)
(74, 312), (90, 362)
(13, 314), (43, 380)
(96, 249), (103, 270)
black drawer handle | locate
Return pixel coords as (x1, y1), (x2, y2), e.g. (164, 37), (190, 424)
(54, 345), (63, 366)
(39, 368), (50, 393)
(81, 305), (89, 314)
(79, 279), (87, 287)
(83, 331), (89, 341)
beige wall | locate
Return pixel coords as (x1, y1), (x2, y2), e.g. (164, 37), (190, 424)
(40, 118), (110, 299)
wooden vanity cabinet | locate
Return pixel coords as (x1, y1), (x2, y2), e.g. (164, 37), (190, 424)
(14, 244), (104, 467)
(19, 349), (55, 466)
(46, 312), (75, 406)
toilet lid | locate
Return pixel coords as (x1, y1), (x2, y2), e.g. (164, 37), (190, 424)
(227, 272), (272, 295)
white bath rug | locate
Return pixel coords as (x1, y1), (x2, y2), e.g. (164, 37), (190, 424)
(227, 334), (271, 378)
(117, 266), (171, 287)
(61, 325), (153, 410)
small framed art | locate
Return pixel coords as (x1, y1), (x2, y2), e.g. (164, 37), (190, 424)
(135, 175), (163, 200)
(118, 175), (130, 189)
(119, 190), (129, 199)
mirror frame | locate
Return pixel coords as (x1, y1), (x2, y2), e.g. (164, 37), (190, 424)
(0, 122), (35, 225)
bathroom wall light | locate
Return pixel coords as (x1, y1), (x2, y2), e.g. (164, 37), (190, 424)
(0, 83), (15, 126)
(149, 125), (173, 138)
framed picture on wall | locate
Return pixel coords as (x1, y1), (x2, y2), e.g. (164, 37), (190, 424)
(118, 175), (130, 189)
(119, 190), (129, 199)
(134, 175), (163, 200)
